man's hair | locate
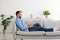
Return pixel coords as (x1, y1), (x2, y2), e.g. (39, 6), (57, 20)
(16, 11), (22, 16)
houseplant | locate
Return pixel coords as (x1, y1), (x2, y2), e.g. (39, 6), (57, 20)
(0, 14), (14, 34)
(43, 10), (50, 19)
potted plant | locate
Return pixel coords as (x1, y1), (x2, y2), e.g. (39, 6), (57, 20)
(0, 14), (14, 34)
(43, 10), (50, 19)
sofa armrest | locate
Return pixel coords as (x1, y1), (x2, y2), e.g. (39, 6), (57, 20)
(12, 22), (17, 40)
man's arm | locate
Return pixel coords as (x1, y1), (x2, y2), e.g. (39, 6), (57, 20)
(16, 19), (28, 31)
(27, 24), (34, 28)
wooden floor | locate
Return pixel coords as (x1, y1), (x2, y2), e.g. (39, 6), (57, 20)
(0, 34), (13, 40)
(0, 34), (60, 40)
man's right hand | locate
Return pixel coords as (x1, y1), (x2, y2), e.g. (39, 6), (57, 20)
(28, 24), (34, 28)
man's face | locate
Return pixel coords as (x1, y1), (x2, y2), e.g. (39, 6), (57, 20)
(18, 12), (22, 18)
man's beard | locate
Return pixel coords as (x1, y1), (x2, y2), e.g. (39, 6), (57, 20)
(19, 16), (21, 18)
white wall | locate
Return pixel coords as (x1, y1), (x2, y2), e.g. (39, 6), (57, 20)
(0, 0), (60, 20)
(0, 0), (60, 33)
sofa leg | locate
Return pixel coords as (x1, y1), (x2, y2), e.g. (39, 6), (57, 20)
(21, 39), (23, 40)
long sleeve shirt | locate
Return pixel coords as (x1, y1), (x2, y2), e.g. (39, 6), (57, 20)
(15, 18), (28, 32)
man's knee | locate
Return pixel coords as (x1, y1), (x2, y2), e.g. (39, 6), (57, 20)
(34, 23), (40, 26)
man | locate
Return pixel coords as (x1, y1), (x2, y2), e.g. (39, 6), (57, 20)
(15, 11), (53, 32)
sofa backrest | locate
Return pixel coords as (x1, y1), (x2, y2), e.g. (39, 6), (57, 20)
(23, 18), (60, 28)
(44, 21), (60, 28)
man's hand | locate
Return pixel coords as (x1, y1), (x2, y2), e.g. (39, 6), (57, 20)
(28, 24), (34, 28)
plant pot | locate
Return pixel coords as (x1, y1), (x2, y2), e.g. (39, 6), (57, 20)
(3, 29), (6, 34)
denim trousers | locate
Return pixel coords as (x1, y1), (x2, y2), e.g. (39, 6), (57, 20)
(28, 23), (53, 32)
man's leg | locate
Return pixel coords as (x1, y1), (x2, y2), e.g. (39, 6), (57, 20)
(34, 23), (53, 32)
(38, 27), (53, 32)
(28, 23), (42, 31)
(28, 23), (53, 32)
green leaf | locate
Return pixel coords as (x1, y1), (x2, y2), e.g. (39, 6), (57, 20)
(0, 14), (14, 30)
(6, 17), (11, 20)
(0, 14), (5, 17)
(43, 10), (50, 16)
(10, 15), (14, 19)
(0, 14), (5, 20)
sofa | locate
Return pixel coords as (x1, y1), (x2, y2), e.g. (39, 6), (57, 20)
(13, 18), (60, 40)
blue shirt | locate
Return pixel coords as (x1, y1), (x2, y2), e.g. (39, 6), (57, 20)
(15, 18), (28, 32)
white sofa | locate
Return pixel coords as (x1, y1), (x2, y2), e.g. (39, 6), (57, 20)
(13, 18), (60, 40)
(13, 22), (45, 40)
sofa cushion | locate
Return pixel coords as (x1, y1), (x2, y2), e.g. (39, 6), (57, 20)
(46, 31), (60, 36)
(16, 31), (45, 36)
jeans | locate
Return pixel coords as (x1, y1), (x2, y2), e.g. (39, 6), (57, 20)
(28, 23), (53, 32)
